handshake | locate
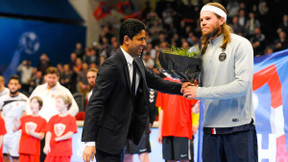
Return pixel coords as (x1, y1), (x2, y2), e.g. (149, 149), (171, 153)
(181, 82), (198, 99)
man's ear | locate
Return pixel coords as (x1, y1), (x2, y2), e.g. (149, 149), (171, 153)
(219, 17), (225, 26)
(124, 35), (130, 45)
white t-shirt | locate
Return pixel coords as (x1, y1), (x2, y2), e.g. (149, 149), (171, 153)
(0, 93), (28, 133)
(27, 82), (79, 121)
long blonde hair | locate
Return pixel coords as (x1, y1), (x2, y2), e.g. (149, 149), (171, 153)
(201, 2), (233, 55)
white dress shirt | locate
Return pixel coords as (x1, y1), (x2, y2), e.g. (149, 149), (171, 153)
(121, 47), (139, 94)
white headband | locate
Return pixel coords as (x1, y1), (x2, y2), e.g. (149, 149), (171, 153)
(200, 5), (227, 22)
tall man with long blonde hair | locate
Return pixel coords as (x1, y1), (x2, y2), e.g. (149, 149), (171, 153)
(182, 2), (258, 162)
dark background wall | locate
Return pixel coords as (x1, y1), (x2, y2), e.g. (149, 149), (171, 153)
(0, 0), (86, 78)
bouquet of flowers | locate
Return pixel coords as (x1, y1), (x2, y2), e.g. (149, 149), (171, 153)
(158, 45), (202, 85)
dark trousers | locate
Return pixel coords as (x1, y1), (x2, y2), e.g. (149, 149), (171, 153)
(202, 129), (258, 162)
(96, 148), (125, 162)
(40, 137), (46, 162)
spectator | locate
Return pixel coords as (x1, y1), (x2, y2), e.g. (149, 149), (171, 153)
(99, 55), (106, 67)
(264, 47), (274, 55)
(86, 68), (98, 100)
(17, 59), (34, 94)
(226, 0), (240, 20)
(82, 47), (91, 63)
(259, 1), (269, 17)
(251, 4), (260, 18)
(144, 44), (157, 60)
(38, 53), (52, 74)
(250, 27), (266, 56)
(181, 39), (190, 49)
(30, 67), (38, 80)
(99, 24), (114, 45)
(85, 48), (99, 66)
(273, 31), (288, 52)
(231, 16), (245, 36)
(110, 36), (118, 45)
(69, 53), (77, 70)
(238, 9), (246, 28)
(73, 58), (83, 76)
(91, 41), (100, 52)
(28, 67), (38, 95)
(29, 70), (44, 93)
(111, 41), (120, 56)
(278, 14), (288, 34)
(89, 63), (97, 69)
(151, 31), (167, 47)
(77, 63), (89, 97)
(245, 12), (261, 38)
(177, 19), (187, 39)
(162, 3), (174, 27)
(187, 32), (199, 46)
(99, 37), (113, 58)
(56, 63), (64, 74)
(239, 2), (246, 10)
(149, 19), (163, 39)
(60, 64), (73, 90)
(142, 53), (155, 70)
(74, 43), (85, 59)
(170, 33), (181, 47)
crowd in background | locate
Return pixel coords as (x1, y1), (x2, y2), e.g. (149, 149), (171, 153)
(14, 0), (288, 106)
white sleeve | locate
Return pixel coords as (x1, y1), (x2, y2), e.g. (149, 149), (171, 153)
(22, 95), (28, 113)
(26, 87), (39, 115)
(85, 142), (95, 146)
(0, 99), (4, 111)
(66, 90), (79, 116)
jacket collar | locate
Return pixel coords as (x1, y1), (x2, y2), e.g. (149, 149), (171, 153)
(120, 47), (133, 66)
(116, 48), (133, 94)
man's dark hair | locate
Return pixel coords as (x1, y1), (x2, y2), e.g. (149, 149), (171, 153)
(119, 18), (146, 45)
(9, 75), (20, 83)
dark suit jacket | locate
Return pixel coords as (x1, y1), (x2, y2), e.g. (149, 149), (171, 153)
(82, 48), (182, 154)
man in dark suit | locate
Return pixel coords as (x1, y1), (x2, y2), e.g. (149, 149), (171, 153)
(82, 18), (182, 162)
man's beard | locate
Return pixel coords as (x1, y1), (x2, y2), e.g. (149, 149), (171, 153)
(10, 89), (19, 95)
(89, 83), (95, 91)
(48, 82), (57, 89)
(202, 27), (220, 39)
